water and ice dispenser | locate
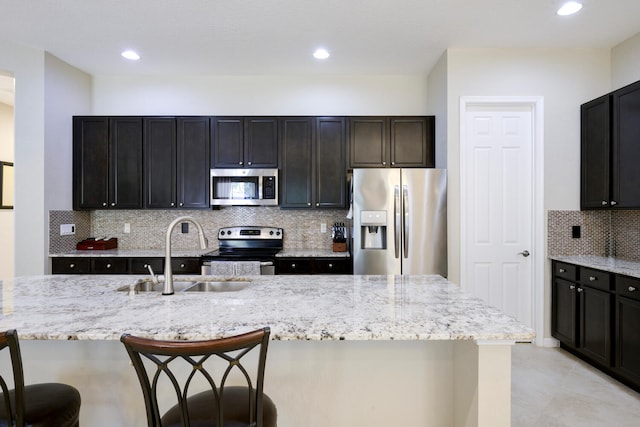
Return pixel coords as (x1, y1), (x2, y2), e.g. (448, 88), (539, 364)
(360, 210), (387, 249)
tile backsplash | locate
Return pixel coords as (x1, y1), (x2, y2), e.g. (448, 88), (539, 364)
(50, 208), (350, 253)
(548, 209), (640, 262)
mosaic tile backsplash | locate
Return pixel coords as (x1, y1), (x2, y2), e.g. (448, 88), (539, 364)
(50, 208), (350, 252)
(548, 209), (640, 262)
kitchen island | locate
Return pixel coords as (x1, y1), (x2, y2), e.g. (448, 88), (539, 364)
(0, 274), (533, 426)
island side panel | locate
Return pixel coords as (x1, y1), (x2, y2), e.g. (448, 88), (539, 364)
(453, 340), (514, 427)
(19, 339), (459, 426)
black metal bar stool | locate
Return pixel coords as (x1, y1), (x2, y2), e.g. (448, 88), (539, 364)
(0, 329), (81, 427)
(121, 327), (277, 427)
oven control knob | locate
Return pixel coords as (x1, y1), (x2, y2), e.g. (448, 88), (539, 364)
(276, 231), (281, 236)
(269, 230), (274, 235)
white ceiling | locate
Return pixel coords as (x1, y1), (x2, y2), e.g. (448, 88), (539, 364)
(0, 0), (639, 81)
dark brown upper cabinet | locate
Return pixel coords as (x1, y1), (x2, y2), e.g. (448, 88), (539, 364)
(280, 117), (347, 209)
(581, 80), (640, 209)
(144, 117), (210, 209)
(211, 117), (278, 168)
(73, 116), (143, 210)
(348, 116), (435, 168)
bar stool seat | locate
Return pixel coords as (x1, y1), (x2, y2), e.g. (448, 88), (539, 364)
(122, 327), (277, 427)
(0, 330), (81, 427)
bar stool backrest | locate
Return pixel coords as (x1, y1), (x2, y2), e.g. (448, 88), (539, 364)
(121, 327), (271, 427)
(0, 330), (26, 426)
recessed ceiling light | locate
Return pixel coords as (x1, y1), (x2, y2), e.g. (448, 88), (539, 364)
(313, 48), (330, 60)
(557, 1), (583, 16)
(121, 50), (140, 61)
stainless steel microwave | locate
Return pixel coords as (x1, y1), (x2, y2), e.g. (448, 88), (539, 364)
(210, 168), (278, 206)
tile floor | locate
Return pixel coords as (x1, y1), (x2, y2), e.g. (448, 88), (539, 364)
(512, 343), (640, 426)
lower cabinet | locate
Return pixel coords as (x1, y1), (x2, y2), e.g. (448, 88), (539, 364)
(52, 257), (201, 275)
(552, 260), (639, 392)
(275, 257), (352, 275)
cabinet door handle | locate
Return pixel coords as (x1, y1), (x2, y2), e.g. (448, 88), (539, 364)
(577, 287), (584, 293)
(179, 202), (183, 207)
(391, 161), (395, 165)
(559, 268), (566, 273)
(629, 286), (637, 292)
(611, 200), (618, 206)
(589, 276), (597, 281)
(601, 201), (608, 206)
(102, 202), (107, 207)
(569, 285), (575, 290)
(316, 202), (319, 207)
(239, 161), (243, 165)
(248, 161), (252, 165)
(171, 202), (175, 207)
(307, 203), (311, 206)
(382, 161), (386, 166)
(111, 202), (116, 207)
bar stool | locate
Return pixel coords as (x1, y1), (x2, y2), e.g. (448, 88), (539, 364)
(0, 329), (81, 427)
(121, 327), (277, 427)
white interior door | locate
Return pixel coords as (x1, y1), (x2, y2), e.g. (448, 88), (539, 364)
(461, 102), (534, 327)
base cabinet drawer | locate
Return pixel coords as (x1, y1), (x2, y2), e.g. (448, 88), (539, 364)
(129, 258), (164, 274)
(275, 257), (352, 275)
(52, 258), (91, 274)
(92, 258), (128, 274)
(170, 258), (201, 274)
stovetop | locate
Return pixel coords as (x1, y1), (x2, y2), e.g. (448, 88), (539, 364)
(203, 226), (283, 260)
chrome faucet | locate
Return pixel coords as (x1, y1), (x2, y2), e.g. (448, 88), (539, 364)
(163, 216), (208, 295)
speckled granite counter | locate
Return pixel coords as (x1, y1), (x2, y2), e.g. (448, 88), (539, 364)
(0, 274), (531, 342)
(276, 248), (350, 257)
(49, 248), (214, 257)
(549, 255), (640, 278)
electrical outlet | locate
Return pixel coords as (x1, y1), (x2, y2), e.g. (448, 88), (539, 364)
(572, 225), (581, 238)
(124, 223), (131, 234)
(181, 222), (189, 233)
(320, 223), (327, 233)
(60, 224), (75, 236)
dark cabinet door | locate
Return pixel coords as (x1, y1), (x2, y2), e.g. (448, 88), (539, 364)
(579, 285), (612, 366)
(109, 117), (143, 208)
(612, 80), (640, 208)
(73, 117), (142, 210)
(211, 117), (278, 168)
(315, 117), (346, 208)
(580, 95), (611, 209)
(211, 117), (244, 168)
(390, 117), (434, 168)
(245, 117), (279, 168)
(74, 117), (110, 209)
(552, 277), (578, 348)
(349, 117), (388, 168)
(280, 117), (313, 208)
(615, 295), (640, 387)
(177, 117), (210, 209)
(144, 117), (177, 208)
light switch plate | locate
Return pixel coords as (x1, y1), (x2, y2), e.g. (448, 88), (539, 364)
(124, 223), (131, 234)
(320, 223), (327, 233)
(60, 224), (75, 236)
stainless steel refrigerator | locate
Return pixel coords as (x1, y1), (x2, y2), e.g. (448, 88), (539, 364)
(352, 168), (447, 276)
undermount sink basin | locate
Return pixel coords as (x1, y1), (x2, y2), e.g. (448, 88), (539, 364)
(117, 277), (251, 294)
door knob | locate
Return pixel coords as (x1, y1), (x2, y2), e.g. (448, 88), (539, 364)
(518, 250), (530, 257)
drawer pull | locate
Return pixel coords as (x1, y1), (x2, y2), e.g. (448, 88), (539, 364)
(589, 276), (597, 281)
(559, 268), (566, 273)
(291, 263), (296, 268)
(106, 263), (112, 269)
(328, 263), (333, 268)
(629, 286), (637, 292)
(180, 263), (185, 268)
(69, 263), (75, 269)
(569, 285), (575, 290)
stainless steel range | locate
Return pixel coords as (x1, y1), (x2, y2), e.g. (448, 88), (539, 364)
(201, 226), (283, 275)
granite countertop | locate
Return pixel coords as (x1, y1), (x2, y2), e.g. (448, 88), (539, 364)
(550, 255), (640, 278)
(0, 274), (533, 342)
(51, 248), (349, 258)
(276, 249), (350, 258)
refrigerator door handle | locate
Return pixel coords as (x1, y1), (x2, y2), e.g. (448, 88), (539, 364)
(403, 185), (409, 258)
(394, 184), (401, 259)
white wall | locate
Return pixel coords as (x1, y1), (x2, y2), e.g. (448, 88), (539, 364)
(427, 52), (448, 169)
(611, 32), (640, 90)
(0, 101), (14, 279)
(444, 48), (611, 340)
(92, 74), (430, 115)
(0, 41), (46, 277)
(0, 42), (91, 277)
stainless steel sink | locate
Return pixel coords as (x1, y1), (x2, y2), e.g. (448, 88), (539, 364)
(117, 277), (251, 294)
